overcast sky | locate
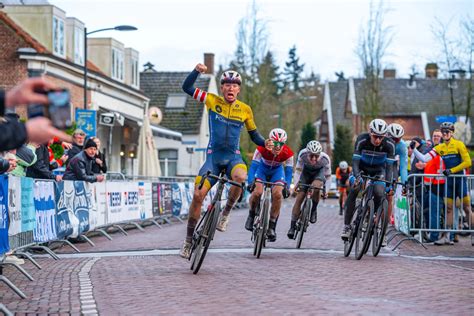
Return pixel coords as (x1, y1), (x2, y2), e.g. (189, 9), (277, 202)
(51, 0), (472, 81)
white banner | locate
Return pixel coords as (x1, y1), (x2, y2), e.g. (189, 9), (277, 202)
(123, 182), (140, 221)
(7, 176), (21, 236)
(92, 182), (108, 227)
(394, 185), (409, 235)
(139, 182), (153, 220)
(106, 181), (126, 223)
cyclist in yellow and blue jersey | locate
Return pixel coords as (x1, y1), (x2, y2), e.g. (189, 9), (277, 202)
(412, 122), (472, 245)
(179, 63), (271, 258)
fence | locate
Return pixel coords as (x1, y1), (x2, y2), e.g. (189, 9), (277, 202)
(0, 174), (234, 308)
(393, 174), (473, 245)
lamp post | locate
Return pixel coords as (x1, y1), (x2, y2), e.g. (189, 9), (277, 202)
(277, 95), (317, 128)
(83, 25), (137, 109)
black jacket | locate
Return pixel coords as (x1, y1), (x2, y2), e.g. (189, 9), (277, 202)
(0, 90), (28, 151)
(26, 144), (56, 179)
(63, 151), (98, 182)
(65, 143), (83, 167)
(0, 157), (10, 174)
(91, 151), (107, 174)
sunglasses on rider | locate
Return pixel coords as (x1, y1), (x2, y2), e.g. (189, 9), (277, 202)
(272, 141), (284, 147)
(370, 133), (385, 140)
(441, 129), (452, 135)
(309, 153), (319, 159)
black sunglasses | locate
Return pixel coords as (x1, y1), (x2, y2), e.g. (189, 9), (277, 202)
(371, 134), (385, 140)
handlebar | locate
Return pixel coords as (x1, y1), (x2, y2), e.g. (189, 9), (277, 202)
(296, 183), (325, 191)
(198, 171), (246, 190)
(255, 179), (286, 188)
(361, 175), (404, 187)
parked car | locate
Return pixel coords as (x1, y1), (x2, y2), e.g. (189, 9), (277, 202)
(327, 175), (339, 198)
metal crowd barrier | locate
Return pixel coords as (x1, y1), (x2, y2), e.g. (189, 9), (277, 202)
(406, 173), (473, 245)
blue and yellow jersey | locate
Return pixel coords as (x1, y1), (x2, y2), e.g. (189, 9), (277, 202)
(192, 88), (257, 152)
(429, 138), (471, 174)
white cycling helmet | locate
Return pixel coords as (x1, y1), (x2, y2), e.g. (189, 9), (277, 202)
(369, 118), (388, 136)
(339, 161), (348, 169)
(388, 123), (404, 138)
(306, 140), (322, 154)
(220, 70), (242, 85)
(269, 128), (288, 143)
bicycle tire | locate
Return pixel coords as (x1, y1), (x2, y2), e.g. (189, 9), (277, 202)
(190, 207), (212, 271)
(355, 200), (372, 260)
(255, 199), (269, 258)
(296, 199), (311, 249)
(362, 199), (376, 255)
(372, 199), (388, 257)
(192, 203), (220, 274)
(344, 200), (361, 257)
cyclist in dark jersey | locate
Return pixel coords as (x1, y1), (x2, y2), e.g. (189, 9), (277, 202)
(179, 63), (270, 258)
(341, 119), (396, 239)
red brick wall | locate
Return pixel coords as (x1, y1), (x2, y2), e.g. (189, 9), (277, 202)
(0, 19), (29, 91)
(45, 75), (88, 115)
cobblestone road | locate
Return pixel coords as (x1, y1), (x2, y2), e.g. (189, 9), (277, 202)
(1, 199), (473, 315)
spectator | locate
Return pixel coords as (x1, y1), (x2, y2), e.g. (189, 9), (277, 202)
(90, 137), (107, 174)
(0, 156), (16, 174)
(62, 138), (105, 183)
(64, 129), (86, 167)
(6, 144), (37, 177)
(26, 142), (62, 181)
(423, 154), (446, 244)
(0, 77), (71, 150)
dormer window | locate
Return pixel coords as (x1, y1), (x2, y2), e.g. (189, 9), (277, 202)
(52, 16), (65, 57)
(166, 93), (187, 108)
(112, 48), (124, 81)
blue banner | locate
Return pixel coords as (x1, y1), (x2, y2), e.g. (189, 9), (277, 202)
(171, 183), (182, 216)
(54, 181), (74, 239)
(21, 177), (36, 232)
(75, 109), (97, 137)
(33, 181), (57, 242)
(0, 176), (9, 254)
(72, 181), (90, 234)
(435, 115), (457, 123)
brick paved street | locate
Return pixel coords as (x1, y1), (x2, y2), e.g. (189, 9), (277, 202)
(1, 198), (473, 315)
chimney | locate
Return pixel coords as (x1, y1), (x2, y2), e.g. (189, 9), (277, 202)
(425, 63), (438, 79)
(383, 68), (396, 79)
(204, 53), (214, 75)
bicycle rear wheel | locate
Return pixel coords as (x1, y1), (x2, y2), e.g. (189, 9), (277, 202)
(372, 198), (388, 257)
(344, 200), (360, 257)
(191, 203), (220, 274)
(362, 199), (376, 255)
(296, 199), (311, 249)
(255, 199), (269, 258)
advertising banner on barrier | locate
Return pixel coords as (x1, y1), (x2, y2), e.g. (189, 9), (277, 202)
(151, 182), (161, 216)
(72, 181), (91, 234)
(123, 182), (140, 221)
(394, 185), (410, 235)
(0, 176), (9, 253)
(33, 181), (57, 242)
(55, 181), (77, 239)
(171, 183), (182, 216)
(105, 181), (124, 223)
(160, 183), (172, 215)
(92, 182), (107, 227)
(138, 182), (153, 220)
(21, 177), (36, 232)
(7, 176), (21, 236)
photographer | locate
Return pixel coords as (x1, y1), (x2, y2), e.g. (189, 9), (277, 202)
(0, 77), (71, 151)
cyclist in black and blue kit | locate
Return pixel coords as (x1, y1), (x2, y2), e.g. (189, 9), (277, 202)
(341, 119), (396, 239)
(179, 63), (271, 258)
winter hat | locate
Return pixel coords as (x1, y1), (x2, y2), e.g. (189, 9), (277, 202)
(84, 138), (98, 149)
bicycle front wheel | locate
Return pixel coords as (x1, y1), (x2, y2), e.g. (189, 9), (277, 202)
(355, 200), (373, 260)
(191, 203), (220, 274)
(372, 198), (388, 257)
(296, 199), (311, 249)
(255, 199), (269, 258)
(344, 200), (360, 257)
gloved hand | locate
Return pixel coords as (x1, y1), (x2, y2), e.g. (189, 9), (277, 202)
(282, 187), (290, 199)
(356, 174), (364, 184)
(443, 169), (452, 177)
(247, 182), (256, 193)
(410, 137), (423, 150)
(401, 186), (407, 196)
(385, 186), (393, 194)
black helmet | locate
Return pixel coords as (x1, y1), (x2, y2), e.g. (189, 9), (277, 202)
(440, 121), (455, 132)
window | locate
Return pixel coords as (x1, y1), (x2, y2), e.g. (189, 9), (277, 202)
(111, 48), (124, 81)
(53, 16), (65, 57)
(159, 149), (178, 176)
(74, 26), (84, 65)
(165, 94), (187, 108)
(131, 58), (139, 87)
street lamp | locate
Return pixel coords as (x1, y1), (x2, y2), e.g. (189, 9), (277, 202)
(277, 95), (317, 128)
(83, 25), (138, 109)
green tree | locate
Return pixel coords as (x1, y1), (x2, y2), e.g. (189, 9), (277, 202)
(332, 124), (353, 173)
(299, 122), (316, 151)
(283, 45), (305, 91)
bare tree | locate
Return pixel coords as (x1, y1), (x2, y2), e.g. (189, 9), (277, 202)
(460, 17), (473, 124)
(355, 0), (393, 123)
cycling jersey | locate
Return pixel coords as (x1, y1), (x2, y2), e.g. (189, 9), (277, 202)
(414, 138), (471, 174)
(336, 167), (351, 187)
(248, 145), (294, 186)
(352, 132), (396, 182)
(293, 149), (331, 185)
(182, 70), (265, 153)
(394, 139), (408, 184)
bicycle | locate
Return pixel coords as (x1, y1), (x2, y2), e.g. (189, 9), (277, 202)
(292, 183), (324, 249)
(189, 170), (244, 274)
(251, 179), (285, 258)
(343, 174), (390, 260)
